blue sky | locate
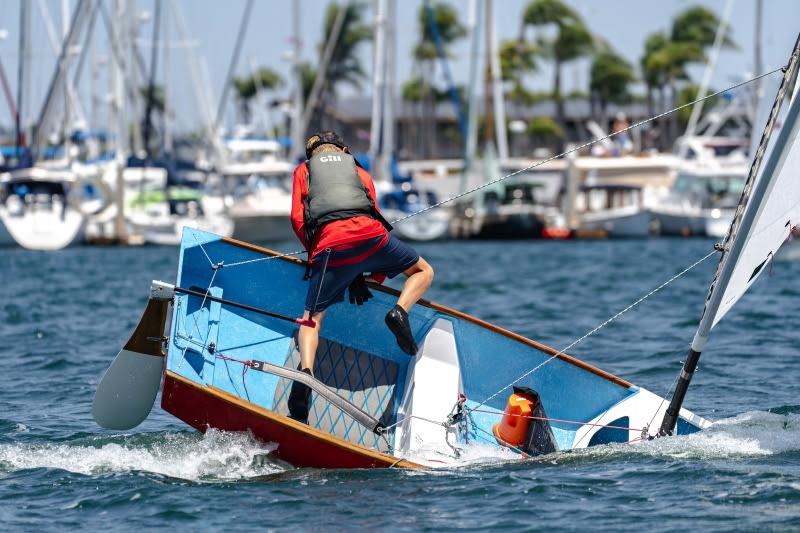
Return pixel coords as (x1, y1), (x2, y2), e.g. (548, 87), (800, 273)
(0, 0), (798, 133)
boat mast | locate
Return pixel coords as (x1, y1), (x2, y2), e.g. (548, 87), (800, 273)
(162, 4), (172, 153)
(213, 0), (254, 135)
(659, 34), (800, 436)
(298, 2), (349, 152)
(379, 0), (395, 182)
(487, 0), (508, 161)
(681, 0), (734, 148)
(461, 0), (482, 193)
(368, 0), (387, 178)
(112, 0), (129, 242)
(289, 0), (304, 161)
(16, 0), (30, 152)
(169, 0), (223, 163)
(752, 0), (764, 125)
(142, 0), (162, 160)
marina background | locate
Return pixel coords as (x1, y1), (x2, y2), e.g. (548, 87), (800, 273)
(1, 0), (799, 530)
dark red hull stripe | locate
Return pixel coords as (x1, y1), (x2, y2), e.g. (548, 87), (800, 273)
(161, 372), (419, 470)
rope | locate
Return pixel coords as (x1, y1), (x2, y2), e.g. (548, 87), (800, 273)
(467, 249), (718, 413)
(221, 249), (307, 269)
(309, 248), (331, 315)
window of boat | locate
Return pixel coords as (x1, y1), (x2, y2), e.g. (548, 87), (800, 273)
(707, 176), (745, 197)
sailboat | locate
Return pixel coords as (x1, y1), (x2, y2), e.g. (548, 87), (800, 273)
(0, 165), (87, 250)
(92, 36), (800, 469)
(214, 137), (296, 243)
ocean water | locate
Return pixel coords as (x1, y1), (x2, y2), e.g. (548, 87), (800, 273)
(1, 238), (799, 531)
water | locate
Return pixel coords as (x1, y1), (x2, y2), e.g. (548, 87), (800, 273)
(1, 239), (799, 531)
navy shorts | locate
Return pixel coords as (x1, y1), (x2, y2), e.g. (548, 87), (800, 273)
(305, 234), (420, 312)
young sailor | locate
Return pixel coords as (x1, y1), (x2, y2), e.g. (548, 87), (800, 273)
(287, 131), (434, 424)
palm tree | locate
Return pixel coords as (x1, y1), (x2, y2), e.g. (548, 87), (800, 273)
(589, 50), (636, 125)
(314, 2), (372, 128)
(671, 6), (735, 48)
(640, 5), (736, 147)
(499, 39), (539, 105)
(406, 1), (466, 158)
(521, 0), (593, 140)
(233, 67), (282, 125)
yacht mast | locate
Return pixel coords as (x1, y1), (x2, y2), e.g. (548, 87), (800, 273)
(487, 0), (508, 160)
(380, 0), (396, 180)
(213, 0), (255, 134)
(463, 0), (482, 186)
(290, 0), (304, 161)
(369, 0), (387, 178)
(16, 0), (30, 151)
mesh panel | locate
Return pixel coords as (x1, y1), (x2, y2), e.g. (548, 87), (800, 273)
(273, 336), (400, 452)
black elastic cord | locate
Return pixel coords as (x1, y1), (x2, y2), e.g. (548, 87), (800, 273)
(309, 248), (332, 317)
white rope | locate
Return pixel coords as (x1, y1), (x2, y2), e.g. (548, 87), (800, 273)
(468, 249), (718, 413)
(221, 249), (306, 269)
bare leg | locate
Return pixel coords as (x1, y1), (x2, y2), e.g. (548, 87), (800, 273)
(397, 257), (434, 312)
(298, 309), (326, 372)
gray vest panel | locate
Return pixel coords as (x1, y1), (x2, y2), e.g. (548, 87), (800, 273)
(305, 152), (374, 229)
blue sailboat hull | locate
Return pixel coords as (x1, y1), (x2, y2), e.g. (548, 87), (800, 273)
(159, 228), (709, 468)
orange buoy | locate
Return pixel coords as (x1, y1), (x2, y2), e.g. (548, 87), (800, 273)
(492, 390), (536, 447)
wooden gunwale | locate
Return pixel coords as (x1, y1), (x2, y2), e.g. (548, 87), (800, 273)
(219, 236), (632, 389)
(165, 371), (422, 470)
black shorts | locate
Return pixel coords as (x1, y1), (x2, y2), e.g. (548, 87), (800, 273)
(305, 234), (420, 312)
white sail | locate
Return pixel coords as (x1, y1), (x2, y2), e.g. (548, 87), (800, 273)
(693, 44), (800, 346)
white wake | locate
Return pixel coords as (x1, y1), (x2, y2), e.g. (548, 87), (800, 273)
(0, 429), (285, 481)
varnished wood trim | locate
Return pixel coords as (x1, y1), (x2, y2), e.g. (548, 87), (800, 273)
(165, 371), (421, 470)
(124, 299), (168, 356)
(219, 237), (632, 389)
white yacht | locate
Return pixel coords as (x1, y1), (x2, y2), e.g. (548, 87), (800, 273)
(574, 184), (651, 238)
(652, 136), (748, 238)
(86, 163), (233, 246)
(215, 138), (295, 243)
(0, 166), (87, 250)
(376, 180), (450, 242)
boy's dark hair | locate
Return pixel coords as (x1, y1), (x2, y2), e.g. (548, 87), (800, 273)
(305, 131), (348, 159)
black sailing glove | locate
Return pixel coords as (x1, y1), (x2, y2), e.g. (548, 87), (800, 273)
(348, 274), (374, 305)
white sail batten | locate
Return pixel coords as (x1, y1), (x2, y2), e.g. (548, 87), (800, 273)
(692, 37), (800, 350)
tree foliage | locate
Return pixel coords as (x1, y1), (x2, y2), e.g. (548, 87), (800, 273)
(413, 1), (467, 61)
(499, 39), (538, 82)
(320, 1), (372, 97)
(233, 68), (282, 102)
(676, 83), (720, 126)
(520, 0), (593, 145)
(590, 51), (636, 106)
(527, 116), (563, 139)
(671, 6), (736, 49)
